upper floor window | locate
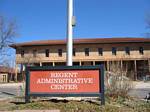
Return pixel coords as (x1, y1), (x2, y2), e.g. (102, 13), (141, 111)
(125, 47), (130, 55)
(112, 47), (117, 55)
(45, 49), (49, 57)
(85, 48), (89, 56)
(58, 49), (62, 57)
(98, 48), (103, 56)
(139, 47), (144, 55)
(73, 48), (76, 56)
(33, 50), (37, 57)
(21, 50), (24, 58)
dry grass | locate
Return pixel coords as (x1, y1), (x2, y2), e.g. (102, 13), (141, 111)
(0, 97), (150, 112)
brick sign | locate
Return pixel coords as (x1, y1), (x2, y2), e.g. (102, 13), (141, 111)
(25, 66), (105, 105)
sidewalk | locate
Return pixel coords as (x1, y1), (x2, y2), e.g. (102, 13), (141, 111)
(0, 82), (24, 87)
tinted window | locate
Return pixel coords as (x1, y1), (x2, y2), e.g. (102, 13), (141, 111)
(139, 47), (144, 55)
(33, 50), (37, 57)
(98, 48), (103, 56)
(58, 49), (62, 57)
(85, 48), (89, 56)
(125, 47), (130, 55)
(73, 48), (76, 56)
(112, 47), (116, 55)
(21, 50), (24, 58)
(45, 49), (49, 57)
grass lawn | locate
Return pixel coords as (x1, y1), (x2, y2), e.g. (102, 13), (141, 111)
(0, 96), (150, 112)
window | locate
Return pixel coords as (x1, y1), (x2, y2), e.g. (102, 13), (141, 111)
(58, 49), (62, 57)
(2, 75), (7, 82)
(45, 49), (49, 57)
(125, 47), (130, 55)
(21, 50), (24, 58)
(139, 47), (144, 55)
(73, 48), (76, 56)
(85, 48), (89, 56)
(98, 48), (103, 56)
(33, 50), (37, 57)
(112, 47), (116, 55)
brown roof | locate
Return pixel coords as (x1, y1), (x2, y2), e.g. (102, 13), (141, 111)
(0, 66), (15, 74)
(10, 37), (150, 48)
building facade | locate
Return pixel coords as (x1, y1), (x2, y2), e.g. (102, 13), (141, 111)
(0, 66), (15, 83)
(10, 38), (150, 80)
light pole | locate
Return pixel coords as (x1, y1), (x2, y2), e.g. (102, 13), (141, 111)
(66, 0), (74, 66)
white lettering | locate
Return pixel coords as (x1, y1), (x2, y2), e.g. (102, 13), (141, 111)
(50, 84), (78, 90)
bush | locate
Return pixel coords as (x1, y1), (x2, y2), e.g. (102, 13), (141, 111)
(105, 61), (133, 99)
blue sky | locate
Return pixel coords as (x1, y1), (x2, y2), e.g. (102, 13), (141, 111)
(0, 0), (150, 43)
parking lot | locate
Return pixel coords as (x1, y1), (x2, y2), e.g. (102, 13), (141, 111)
(0, 81), (150, 101)
(128, 81), (150, 99)
(0, 83), (24, 100)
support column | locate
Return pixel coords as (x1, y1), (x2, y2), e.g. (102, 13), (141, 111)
(79, 61), (82, 66)
(15, 64), (18, 82)
(148, 59), (150, 72)
(40, 62), (42, 66)
(93, 61), (95, 66)
(107, 61), (109, 71)
(121, 60), (123, 71)
(120, 60), (123, 75)
(134, 60), (137, 80)
(53, 62), (55, 66)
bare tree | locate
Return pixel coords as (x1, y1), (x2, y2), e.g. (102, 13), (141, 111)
(22, 53), (41, 66)
(0, 16), (17, 65)
(105, 61), (133, 98)
(17, 48), (41, 81)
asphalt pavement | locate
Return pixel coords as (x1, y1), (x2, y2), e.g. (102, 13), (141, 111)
(0, 83), (24, 100)
(0, 81), (150, 101)
(128, 81), (150, 99)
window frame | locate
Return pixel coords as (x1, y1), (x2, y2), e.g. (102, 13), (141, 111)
(85, 48), (89, 56)
(98, 48), (103, 56)
(112, 47), (117, 55)
(73, 48), (76, 56)
(125, 47), (130, 55)
(45, 49), (49, 57)
(58, 49), (62, 57)
(21, 50), (24, 58)
(33, 50), (37, 57)
(139, 47), (144, 55)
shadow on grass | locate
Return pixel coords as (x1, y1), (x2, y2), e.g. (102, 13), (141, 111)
(10, 98), (69, 105)
(10, 101), (26, 105)
(10, 98), (100, 106)
(48, 99), (69, 103)
(82, 100), (100, 106)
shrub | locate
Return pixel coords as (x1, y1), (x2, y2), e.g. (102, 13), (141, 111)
(105, 61), (133, 99)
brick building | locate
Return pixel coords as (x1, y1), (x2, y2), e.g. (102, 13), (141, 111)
(10, 38), (150, 80)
